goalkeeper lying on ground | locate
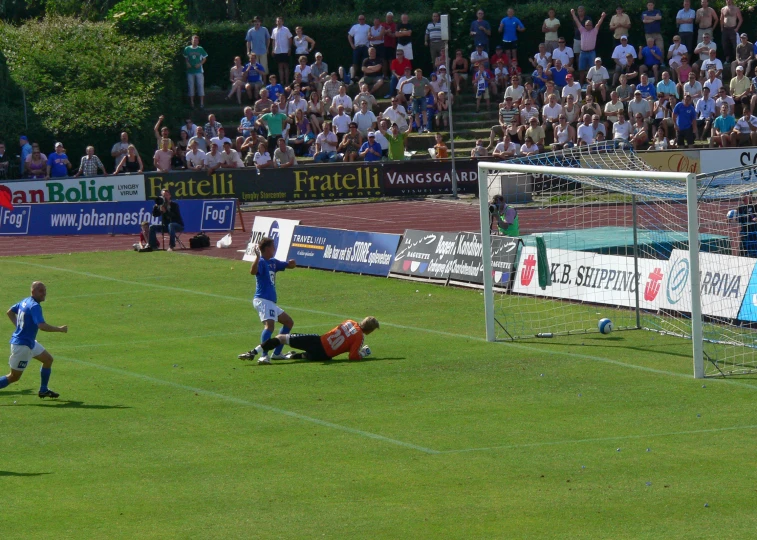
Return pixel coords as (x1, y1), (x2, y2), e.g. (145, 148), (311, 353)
(238, 317), (379, 365)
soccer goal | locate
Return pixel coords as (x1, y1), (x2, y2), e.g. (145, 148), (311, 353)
(478, 143), (757, 379)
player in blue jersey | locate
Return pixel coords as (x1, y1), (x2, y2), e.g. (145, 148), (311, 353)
(2, 282), (68, 398)
(240, 237), (296, 364)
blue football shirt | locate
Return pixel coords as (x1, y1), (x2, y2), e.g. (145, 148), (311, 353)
(674, 102), (697, 129)
(9, 297), (45, 348)
(255, 257), (288, 302)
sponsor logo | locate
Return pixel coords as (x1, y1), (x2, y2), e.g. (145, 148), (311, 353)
(293, 167), (381, 198)
(0, 205), (31, 235)
(701, 271), (742, 298)
(644, 267), (663, 301)
(667, 258), (689, 305)
(521, 254), (536, 286)
(200, 201), (235, 231)
(269, 220), (280, 249)
(147, 173), (235, 199)
(385, 170), (478, 186)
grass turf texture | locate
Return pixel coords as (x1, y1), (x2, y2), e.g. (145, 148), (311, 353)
(2, 251), (757, 538)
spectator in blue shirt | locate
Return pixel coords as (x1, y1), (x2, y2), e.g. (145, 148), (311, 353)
(265, 74), (284, 102)
(246, 17), (271, 73)
(359, 132), (383, 161)
(244, 52), (266, 101)
(45, 143), (71, 179)
(711, 103), (736, 147)
(676, 0), (696, 54)
(673, 93), (698, 147)
(636, 73), (657, 100)
(469, 10), (492, 51)
(549, 59), (569, 89)
(19, 135), (31, 176)
(656, 71), (679, 98)
(641, 2), (664, 54)
(498, 8), (525, 63)
(639, 37), (663, 81)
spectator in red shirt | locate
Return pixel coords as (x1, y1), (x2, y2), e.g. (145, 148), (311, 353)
(386, 48), (412, 98)
(381, 12), (397, 76)
(490, 45), (510, 69)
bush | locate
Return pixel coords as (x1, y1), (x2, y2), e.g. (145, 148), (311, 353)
(108, 0), (187, 36)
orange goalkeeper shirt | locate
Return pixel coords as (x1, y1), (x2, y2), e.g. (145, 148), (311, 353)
(320, 319), (365, 360)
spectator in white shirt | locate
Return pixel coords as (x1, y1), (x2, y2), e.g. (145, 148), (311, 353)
(332, 105), (352, 139)
(704, 70), (724, 97)
(348, 15), (371, 80)
(667, 35), (688, 75)
(682, 71), (703, 100)
(695, 86), (717, 139)
(470, 43), (490, 70)
(732, 112), (757, 146)
(577, 114), (595, 145)
(587, 57), (610, 102)
(542, 94), (562, 143)
(693, 32), (717, 76)
(551, 37), (574, 68)
(531, 43), (552, 70)
(271, 17), (293, 86)
(253, 142), (274, 170)
(493, 134), (520, 159)
(353, 100), (378, 137)
(611, 36), (638, 86)
(185, 140), (206, 170)
(612, 113), (631, 140)
(219, 141), (244, 168)
(204, 142), (223, 173)
(699, 48), (722, 81)
(561, 73), (582, 105)
(382, 97), (409, 130)
(330, 85), (353, 116)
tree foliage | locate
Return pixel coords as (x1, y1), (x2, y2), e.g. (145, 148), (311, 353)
(108, 0), (187, 36)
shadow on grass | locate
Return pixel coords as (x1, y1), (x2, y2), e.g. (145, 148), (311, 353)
(242, 356), (405, 367)
(518, 336), (692, 359)
(0, 471), (52, 477)
(1, 400), (131, 410)
(0, 389), (35, 397)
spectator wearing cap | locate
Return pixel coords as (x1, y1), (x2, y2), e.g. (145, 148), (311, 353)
(348, 15), (371, 80)
(561, 73), (581, 104)
(676, 0), (697, 55)
(386, 49), (412, 99)
(735, 33), (755, 77)
(611, 36), (638, 87)
(471, 43), (490, 71)
(642, 2), (664, 55)
(498, 8), (525, 64)
(609, 6), (632, 46)
(246, 17), (271, 73)
(310, 53), (329, 96)
(381, 12), (397, 74)
(490, 45), (509, 69)
(673, 93), (698, 147)
(74, 146), (107, 178)
(542, 9), (561, 54)
(271, 17), (293, 87)
(425, 13), (443, 66)
(470, 9), (492, 52)
(359, 131), (383, 162)
(396, 14), (414, 61)
(587, 57), (610, 102)
(571, 9), (607, 85)
(639, 37), (663, 81)
(730, 65), (752, 116)
(46, 142), (71, 179)
(696, 0), (719, 46)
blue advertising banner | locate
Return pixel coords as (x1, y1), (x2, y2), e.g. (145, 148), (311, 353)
(288, 225), (401, 277)
(737, 262), (757, 322)
(0, 199), (235, 236)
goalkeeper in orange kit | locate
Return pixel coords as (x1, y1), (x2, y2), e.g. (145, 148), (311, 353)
(238, 317), (379, 364)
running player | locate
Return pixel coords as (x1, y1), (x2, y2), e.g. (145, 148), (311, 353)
(249, 237), (296, 362)
(1, 281), (68, 398)
(239, 316), (379, 364)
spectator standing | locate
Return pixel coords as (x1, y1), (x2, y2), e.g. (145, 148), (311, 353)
(228, 56), (247, 105)
(359, 132), (383, 162)
(293, 26), (315, 59)
(256, 102), (289, 150)
(386, 122), (410, 160)
(470, 10), (492, 52)
(735, 34), (755, 78)
(271, 17), (293, 86)
(184, 35), (208, 109)
(609, 6), (632, 46)
(26, 148), (46, 179)
(551, 38), (574, 70)
(696, 0), (719, 46)
(153, 116), (174, 150)
(641, 2), (664, 54)
(45, 143), (70, 179)
(19, 136), (32, 176)
(396, 14), (414, 61)
(375, 120), (390, 157)
(153, 139), (173, 173)
(74, 146), (107, 177)
(246, 17), (271, 72)
(369, 19), (386, 69)
(673, 93), (698, 147)
(720, 0), (742, 63)
(410, 69), (431, 132)
(499, 8), (525, 64)
(111, 132), (131, 162)
(348, 15), (371, 79)
(543, 9), (561, 53)
(639, 37), (663, 80)
(425, 13), (443, 66)
(571, 9), (607, 84)
(382, 12), (398, 74)
(676, 0), (697, 54)
(115, 145), (143, 174)
(696, 86), (717, 138)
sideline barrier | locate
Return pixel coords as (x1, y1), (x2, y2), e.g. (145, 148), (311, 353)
(243, 216), (300, 261)
(288, 225), (401, 277)
(1, 176), (146, 204)
(0, 199), (236, 236)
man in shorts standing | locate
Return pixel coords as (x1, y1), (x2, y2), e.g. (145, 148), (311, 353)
(241, 238), (296, 364)
(1, 282), (68, 398)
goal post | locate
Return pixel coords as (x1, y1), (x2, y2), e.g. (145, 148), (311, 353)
(477, 159), (705, 378)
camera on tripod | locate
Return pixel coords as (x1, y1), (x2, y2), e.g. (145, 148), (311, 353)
(154, 195), (166, 206)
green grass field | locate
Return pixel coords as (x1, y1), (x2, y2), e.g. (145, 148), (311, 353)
(2, 251), (757, 539)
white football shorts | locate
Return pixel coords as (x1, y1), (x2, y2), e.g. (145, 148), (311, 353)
(9, 341), (45, 371)
(253, 298), (284, 322)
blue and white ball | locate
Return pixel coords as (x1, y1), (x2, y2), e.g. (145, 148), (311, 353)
(727, 209), (737, 221)
(598, 318), (613, 334)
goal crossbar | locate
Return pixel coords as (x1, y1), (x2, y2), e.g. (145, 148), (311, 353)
(477, 161), (705, 378)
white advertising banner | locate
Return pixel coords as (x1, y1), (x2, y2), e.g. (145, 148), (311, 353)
(699, 148), (757, 183)
(513, 247), (669, 310)
(243, 216), (300, 261)
(660, 249), (755, 318)
(1, 176), (146, 203)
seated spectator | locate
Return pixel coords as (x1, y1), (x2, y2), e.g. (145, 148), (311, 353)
(519, 99), (540, 141)
(735, 33), (755, 79)
(616, 74), (635, 104)
(730, 65), (752, 116)
(313, 121), (340, 163)
(286, 90), (308, 118)
(696, 86), (717, 138)
(667, 35), (688, 77)
(288, 108), (312, 156)
(653, 92), (673, 138)
(26, 148), (47, 179)
(577, 114), (595, 145)
(388, 49), (412, 98)
(612, 113), (631, 141)
(629, 113), (650, 149)
(473, 62), (493, 112)
(524, 116), (545, 151)
(431, 66), (452, 97)
(693, 32), (716, 77)
(587, 57), (609, 102)
(153, 139), (174, 173)
(561, 74), (581, 105)
(682, 71), (703, 100)
(591, 114), (607, 139)
(396, 67), (415, 106)
(184, 140), (205, 170)
(265, 74), (285, 102)
(253, 142), (273, 170)
(551, 38), (574, 70)
(619, 54), (640, 87)
(552, 115), (576, 149)
(220, 140), (244, 168)
(332, 105), (352, 140)
(548, 59), (568, 90)
(321, 72), (342, 109)
(638, 37), (663, 80)
(470, 139), (489, 157)
(532, 65), (548, 94)
(228, 56), (247, 105)
(542, 79), (560, 105)
(111, 132), (131, 162)
(493, 133), (520, 159)
(649, 126), (668, 149)
(628, 89), (653, 125)
(542, 94), (562, 142)
(490, 45), (509, 70)
(471, 43), (489, 70)
(488, 96), (519, 149)
(374, 120), (390, 158)
(635, 72), (657, 100)
(563, 94), (580, 126)
(531, 43), (552, 71)
(338, 122), (362, 162)
(732, 110), (757, 146)
(293, 25), (316, 59)
(354, 84), (378, 113)
(210, 126), (232, 149)
(307, 92), (325, 134)
(241, 133), (259, 164)
(189, 126), (208, 153)
(711, 103), (736, 146)
(171, 130), (188, 168)
(676, 55), (693, 86)
(604, 91), (625, 131)
(330, 85), (353, 116)
(114, 144), (143, 174)
(451, 49), (469, 94)
(294, 56), (314, 93)
(520, 136), (540, 156)
(432, 133), (449, 159)
(435, 92), (449, 130)
(353, 100), (378, 137)
(714, 86), (733, 114)
(203, 142), (222, 172)
(382, 97), (409, 130)
(360, 47), (384, 95)
(359, 131), (383, 161)
(254, 88), (274, 116)
(611, 36), (637, 86)
(310, 53), (329, 96)
(581, 92), (602, 119)
(73, 146), (108, 178)
(504, 75), (525, 106)
(244, 53), (266, 101)
(656, 71), (679, 98)
(273, 137), (297, 167)
(699, 48), (723, 82)
(204, 114), (223, 141)
(239, 106), (257, 139)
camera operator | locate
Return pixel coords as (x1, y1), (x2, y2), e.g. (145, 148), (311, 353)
(148, 189), (184, 251)
(489, 194), (519, 237)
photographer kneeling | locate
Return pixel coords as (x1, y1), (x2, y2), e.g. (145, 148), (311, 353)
(149, 189), (184, 251)
(489, 194), (519, 237)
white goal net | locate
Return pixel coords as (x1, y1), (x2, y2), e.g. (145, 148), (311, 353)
(478, 143), (757, 378)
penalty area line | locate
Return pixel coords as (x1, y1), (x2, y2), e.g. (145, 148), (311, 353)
(58, 355), (440, 455)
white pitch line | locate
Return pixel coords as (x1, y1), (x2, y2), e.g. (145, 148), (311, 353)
(54, 290), (149, 300)
(439, 424), (757, 454)
(57, 355), (439, 455)
(7, 259), (757, 392)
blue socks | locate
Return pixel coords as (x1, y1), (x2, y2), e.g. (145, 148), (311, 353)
(261, 328), (273, 349)
(274, 326), (291, 355)
(0, 376), (9, 390)
(40, 367), (51, 392)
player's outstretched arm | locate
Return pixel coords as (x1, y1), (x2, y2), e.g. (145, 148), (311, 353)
(286, 259), (296, 269)
(6, 308), (17, 326)
(39, 322), (67, 333)
(250, 246), (261, 275)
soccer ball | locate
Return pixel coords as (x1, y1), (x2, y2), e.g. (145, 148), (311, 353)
(598, 318), (613, 334)
(727, 209), (737, 221)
